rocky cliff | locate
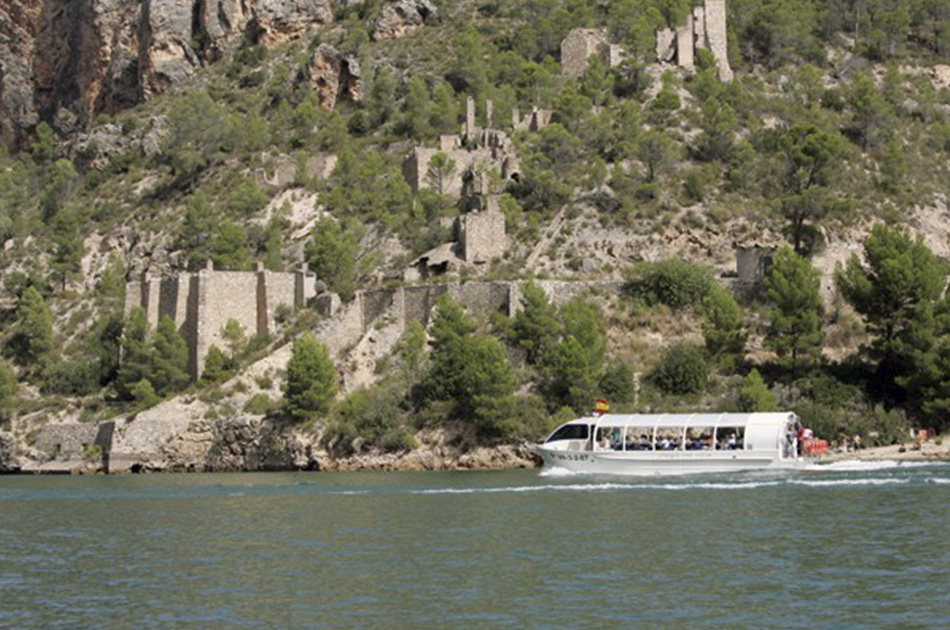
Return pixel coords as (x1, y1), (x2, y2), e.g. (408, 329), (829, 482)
(0, 0), (336, 150)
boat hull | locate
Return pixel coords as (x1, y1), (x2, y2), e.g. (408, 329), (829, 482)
(539, 447), (804, 475)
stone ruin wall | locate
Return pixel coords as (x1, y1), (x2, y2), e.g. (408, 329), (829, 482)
(34, 423), (101, 459)
(560, 28), (625, 78)
(656, 0), (733, 82)
(403, 97), (535, 199)
(350, 280), (626, 349)
(126, 264), (316, 378)
(703, 0), (732, 82)
(195, 270), (261, 378)
(461, 210), (506, 264)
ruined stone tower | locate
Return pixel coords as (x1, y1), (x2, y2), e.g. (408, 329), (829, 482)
(657, 0), (733, 82)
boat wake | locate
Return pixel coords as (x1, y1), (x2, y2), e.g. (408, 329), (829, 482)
(409, 471), (950, 496)
(804, 459), (937, 472)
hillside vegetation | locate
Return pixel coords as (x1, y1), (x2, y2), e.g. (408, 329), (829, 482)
(4, 0), (950, 460)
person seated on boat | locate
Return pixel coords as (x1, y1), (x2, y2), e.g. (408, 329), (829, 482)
(659, 437), (671, 450)
(727, 434), (738, 450)
(610, 429), (623, 450)
(639, 435), (651, 450)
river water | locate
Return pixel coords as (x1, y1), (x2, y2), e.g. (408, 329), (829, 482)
(1, 461), (948, 630)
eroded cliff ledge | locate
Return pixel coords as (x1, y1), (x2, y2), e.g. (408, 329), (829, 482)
(0, 0), (336, 150)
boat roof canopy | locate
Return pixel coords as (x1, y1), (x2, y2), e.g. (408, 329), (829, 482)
(575, 412), (797, 430)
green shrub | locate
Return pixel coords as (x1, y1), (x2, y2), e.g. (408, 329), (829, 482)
(244, 393), (278, 416)
(379, 428), (417, 453)
(650, 343), (709, 395)
(624, 259), (713, 310)
(736, 369), (778, 412)
(322, 420), (358, 456)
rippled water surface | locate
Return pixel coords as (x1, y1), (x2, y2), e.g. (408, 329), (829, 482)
(1, 461), (948, 630)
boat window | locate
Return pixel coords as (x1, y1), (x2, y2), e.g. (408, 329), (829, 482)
(546, 424), (589, 442)
(685, 426), (713, 450)
(715, 426), (745, 450)
(625, 428), (654, 451)
(595, 426), (624, 451)
(655, 427), (685, 451)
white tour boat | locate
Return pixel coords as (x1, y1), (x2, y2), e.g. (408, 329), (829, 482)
(539, 412), (807, 475)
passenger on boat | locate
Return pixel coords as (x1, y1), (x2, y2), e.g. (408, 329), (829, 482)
(639, 435), (651, 450)
(727, 434), (737, 449)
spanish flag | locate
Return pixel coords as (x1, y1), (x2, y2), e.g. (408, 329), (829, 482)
(595, 399), (610, 414)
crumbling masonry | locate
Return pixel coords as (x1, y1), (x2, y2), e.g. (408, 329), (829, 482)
(125, 262), (316, 378)
(560, 28), (624, 78)
(403, 96), (541, 199)
(656, 0), (733, 82)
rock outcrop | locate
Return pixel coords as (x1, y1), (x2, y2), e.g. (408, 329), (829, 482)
(0, 431), (22, 472)
(0, 0), (335, 150)
(301, 44), (362, 109)
(372, 0), (435, 41)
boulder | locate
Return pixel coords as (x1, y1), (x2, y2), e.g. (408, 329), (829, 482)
(0, 431), (21, 473)
(373, 0), (436, 41)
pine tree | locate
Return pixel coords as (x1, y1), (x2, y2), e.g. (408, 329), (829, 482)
(366, 66), (397, 129)
(696, 97), (737, 162)
(50, 209), (84, 291)
(116, 307), (151, 399)
(305, 219), (358, 300)
(776, 123), (846, 255)
(283, 333), (337, 420)
(179, 192), (217, 270)
(422, 296), (514, 425)
(0, 359), (18, 420)
(702, 284), (746, 372)
(430, 82), (459, 134)
(210, 220), (252, 271)
(150, 316), (190, 396)
(511, 281), (558, 364)
(764, 247), (824, 376)
(221, 319), (248, 362)
(200, 345), (233, 386)
(425, 153), (456, 197)
(15, 286), (55, 372)
(93, 311), (124, 387)
(403, 76), (431, 141)
(836, 224), (947, 401)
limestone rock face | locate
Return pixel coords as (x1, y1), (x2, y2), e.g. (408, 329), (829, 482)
(0, 0), (336, 150)
(251, 0), (334, 45)
(0, 0), (141, 149)
(303, 44), (362, 109)
(138, 0), (201, 98)
(372, 0), (435, 41)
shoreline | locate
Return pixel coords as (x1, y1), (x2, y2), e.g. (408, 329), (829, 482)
(6, 439), (949, 476)
(813, 440), (950, 464)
